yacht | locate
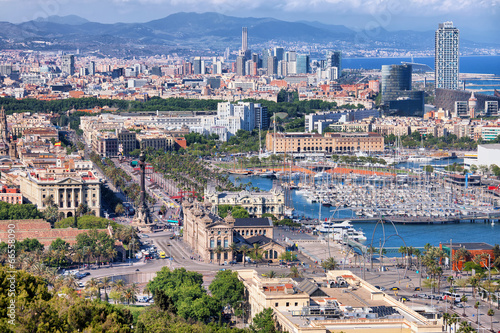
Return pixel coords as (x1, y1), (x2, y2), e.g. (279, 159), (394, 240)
(317, 220), (354, 234)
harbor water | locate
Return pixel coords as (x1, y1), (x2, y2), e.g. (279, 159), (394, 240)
(230, 174), (499, 248)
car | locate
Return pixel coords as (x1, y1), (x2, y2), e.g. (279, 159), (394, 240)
(414, 287), (421, 291)
(399, 297), (410, 302)
(375, 286), (381, 290)
(142, 234), (149, 238)
(379, 287), (386, 291)
(419, 294), (428, 298)
(455, 303), (464, 308)
(390, 287), (400, 291)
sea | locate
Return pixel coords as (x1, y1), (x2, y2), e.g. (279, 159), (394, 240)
(343, 55), (500, 95)
(229, 170), (499, 250)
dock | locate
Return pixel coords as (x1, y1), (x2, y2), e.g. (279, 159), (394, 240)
(327, 213), (500, 225)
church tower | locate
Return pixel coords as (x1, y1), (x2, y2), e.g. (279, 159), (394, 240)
(0, 106), (7, 142)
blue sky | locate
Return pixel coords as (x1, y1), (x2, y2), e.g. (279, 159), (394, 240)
(0, 0), (498, 37)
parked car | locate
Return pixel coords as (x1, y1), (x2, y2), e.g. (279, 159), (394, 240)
(390, 287), (400, 291)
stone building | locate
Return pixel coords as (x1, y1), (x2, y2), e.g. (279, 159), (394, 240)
(183, 201), (285, 263)
(19, 168), (101, 217)
(204, 181), (286, 219)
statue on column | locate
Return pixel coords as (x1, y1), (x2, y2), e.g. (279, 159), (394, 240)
(130, 150), (155, 232)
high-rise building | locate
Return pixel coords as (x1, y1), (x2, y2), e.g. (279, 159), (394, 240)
(296, 54), (310, 74)
(274, 47), (284, 62)
(381, 64), (424, 116)
(327, 51), (342, 75)
(267, 56), (278, 75)
(242, 27), (248, 51)
(87, 61), (95, 76)
(435, 21), (460, 90)
(193, 57), (202, 75)
(236, 56), (246, 76)
(61, 54), (75, 75)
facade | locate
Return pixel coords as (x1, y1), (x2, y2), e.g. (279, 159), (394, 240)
(182, 201), (284, 263)
(0, 186), (22, 204)
(61, 54), (75, 76)
(381, 64), (424, 117)
(441, 242), (495, 271)
(204, 181), (286, 219)
(435, 88), (500, 115)
(0, 219), (112, 247)
(238, 269), (443, 333)
(465, 144), (500, 167)
(19, 168), (102, 217)
(137, 133), (174, 151)
(117, 129), (137, 155)
(327, 51), (342, 74)
(266, 132), (384, 153)
(296, 54), (310, 74)
(305, 110), (379, 134)
(435, 21), (460, 90)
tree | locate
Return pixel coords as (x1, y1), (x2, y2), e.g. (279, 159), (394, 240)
(487, 308), (494, 331)
(43, 204), (59, 226)
(239, 245), (249, 267)
(461, 295), (468, 316)
(214, 245), (225, 266)
(474, 301), (480, 325)
(442, 312), (450, 331)
(250, 308), (276, 333)
(250, 243), (263, 267)
(264, 270), (277, 278)
(321, 257), (337, 271)
(209, 270), (245, 316)
(288, 266), (302, 278)
(115, 203), (125, 216)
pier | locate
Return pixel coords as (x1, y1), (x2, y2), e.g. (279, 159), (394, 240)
(327, 212), (500, 225)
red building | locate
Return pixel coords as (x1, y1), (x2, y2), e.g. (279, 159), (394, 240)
(440, 242), (496, 271)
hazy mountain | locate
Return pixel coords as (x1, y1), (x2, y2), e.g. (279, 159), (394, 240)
(0, 12), (494, 55)
(36, 15), (90, 26)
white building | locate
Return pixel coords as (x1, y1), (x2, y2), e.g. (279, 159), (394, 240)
(464, 144), (500, 167)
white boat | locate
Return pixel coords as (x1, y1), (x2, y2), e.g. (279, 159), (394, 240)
(317, 220), (354, 234)
(314, 171), (329, 179)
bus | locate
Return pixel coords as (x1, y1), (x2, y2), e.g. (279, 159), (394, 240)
(167, 220), (179, 226)
(159, 251), (166, 259)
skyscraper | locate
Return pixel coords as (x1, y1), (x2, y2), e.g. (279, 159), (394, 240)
(327, 51), (342, 75)
(381, 64), (424, 116)
(236, 56), (246, 76)
(435, 21), (460, 90)
(242, 27), (248, 52)
(273, 47), (284, 62)
(61, 54), (75, 75)
(296, 54), (310, 74)
(193, 57), (202, 75)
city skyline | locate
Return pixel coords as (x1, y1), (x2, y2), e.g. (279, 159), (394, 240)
(0, 1), (498, 42)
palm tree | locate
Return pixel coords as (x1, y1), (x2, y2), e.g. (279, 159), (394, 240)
(250, 244), (263, 267)
(398, 246), (407, 267)
(100, 277), (112, 302)
(487, 309), (494, 331)
(474, 301), (480, 325)
(239, 245), (249, 267)
(264, 270), (277, 278)
(442, 312), (450, 331)
(228, 242), (239, 262)
(321, 257), (337, 272)
(454, 247), (471, 272)
(86, 278), (99, 300)
(461, 295), (468, 316)
(449, 313), (459, 333)
(214, 245), (225, 265)
(288, 266), (302, 278)
(367, 246), (377, 270)
(447, 276), (455, 292)
(112, 279), (125, 293)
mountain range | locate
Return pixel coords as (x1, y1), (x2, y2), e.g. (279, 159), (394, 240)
(0, 12), (495, 57)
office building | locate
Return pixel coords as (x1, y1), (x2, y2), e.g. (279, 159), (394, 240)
(273, 47), (284, 62)
(485, 101), (499, 116)
(435, 88), (500, 116)
(61, 54), (75, 76)
(193, 57), (202, 75)
(266, 132), (384, 154)
(296, 54), (310, 74)
(267, 56), (278, 75)
(236, 56), (246, 76)
(87, 61), (95, 76)
(19, 168), (102, 217)
(435, 21), (460, 90)
(327, 51), (342, 74)
(242, 27), (248, 52)
(381, 64), (424, 116)
(454, 101), (468, 118)
(238, 269), (443, 333)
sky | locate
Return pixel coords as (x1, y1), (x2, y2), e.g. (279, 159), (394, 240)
(0, 0), (498, 37)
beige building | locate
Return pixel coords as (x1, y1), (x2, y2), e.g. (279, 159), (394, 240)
(238, 269), (443, 333)
(137, 133), (174, 151)
(183, 201), (285, 263)
(372, 124), (411, 136)
(328, 122), (372, 133)
(19, 167), (102, 217)
(266, 132), (384, 154)
(204, 182), (287, 219)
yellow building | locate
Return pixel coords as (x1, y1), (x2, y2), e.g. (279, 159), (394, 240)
(204, 182), (286, 219)
(266, 132), (384, 154)
(183, 201), (285, 264)
(19, 167), (102, 217)
(238, 269), (443, 333)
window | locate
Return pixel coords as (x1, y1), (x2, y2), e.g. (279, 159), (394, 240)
(224, 239), (228, 248)
(275, 303), (278, 307)
(217, 239), (221, 246)
(286, 302), (289, 307)
(210, 239), (214, 248)
(295, 302), (298, 307)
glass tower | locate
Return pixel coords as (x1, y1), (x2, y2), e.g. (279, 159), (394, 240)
(435, 21), (459, 90)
